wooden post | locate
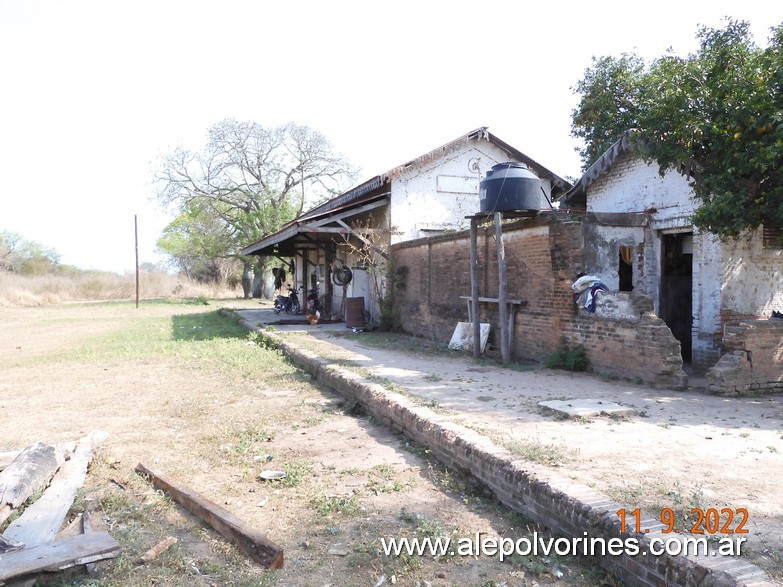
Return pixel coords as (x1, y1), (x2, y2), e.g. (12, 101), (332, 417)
(134, 215), (139, 309)
(469, 218), (481, 357)
(495, 212), (510, 364)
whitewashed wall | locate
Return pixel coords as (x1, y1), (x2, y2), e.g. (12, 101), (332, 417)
(584, 153), (783, 369)
(389, 142), (555, 244)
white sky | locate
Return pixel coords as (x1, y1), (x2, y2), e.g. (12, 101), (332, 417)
(1, 1), (781, 273)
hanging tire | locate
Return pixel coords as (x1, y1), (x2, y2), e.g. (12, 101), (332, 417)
(333, 266), (353, 286)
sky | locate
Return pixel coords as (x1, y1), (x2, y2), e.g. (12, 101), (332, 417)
(1, 1), (781, 273)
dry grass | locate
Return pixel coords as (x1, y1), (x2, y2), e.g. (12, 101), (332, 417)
(0, 270), (239, 306)
(0, 301), (616, 586)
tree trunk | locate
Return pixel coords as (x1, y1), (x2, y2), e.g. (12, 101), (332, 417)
(254, 257), (268, 299)
(241, 264), (253, 299)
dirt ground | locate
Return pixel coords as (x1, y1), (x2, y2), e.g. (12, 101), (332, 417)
(0, 300), (618, 587)
(238, 306), (783, 583)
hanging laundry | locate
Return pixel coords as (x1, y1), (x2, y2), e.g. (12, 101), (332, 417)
(571, 275), (608, 313)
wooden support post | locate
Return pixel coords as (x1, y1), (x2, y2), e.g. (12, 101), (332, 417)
(469, 219), (481, 358)
(494, 212), (510, 364)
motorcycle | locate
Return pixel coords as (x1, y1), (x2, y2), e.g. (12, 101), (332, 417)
(305, 287), (323, 322)
(274, 286), (301, 315)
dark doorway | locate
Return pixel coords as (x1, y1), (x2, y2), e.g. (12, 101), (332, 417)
(660, 233), (693, 361)
(618, 246), (634, 291)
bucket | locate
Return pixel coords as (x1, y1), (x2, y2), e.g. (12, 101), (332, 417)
(345, 297), (366, 328)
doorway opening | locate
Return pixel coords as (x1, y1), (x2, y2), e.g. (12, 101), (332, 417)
(660, 233), (693, 362)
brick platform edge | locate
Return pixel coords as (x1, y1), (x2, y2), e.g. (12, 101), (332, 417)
(237, 319), (774, 587)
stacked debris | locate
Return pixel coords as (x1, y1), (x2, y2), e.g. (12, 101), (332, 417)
(0, 431), (119, 585)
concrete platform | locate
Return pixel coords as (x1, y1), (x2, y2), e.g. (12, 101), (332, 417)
(538, 399), (636, 418)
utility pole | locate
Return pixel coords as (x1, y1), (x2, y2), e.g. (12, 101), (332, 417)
(135, 215), (139, 309)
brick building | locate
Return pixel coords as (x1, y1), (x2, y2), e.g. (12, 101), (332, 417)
(562, 132), (783, 392)
(241, 127), (569, 321)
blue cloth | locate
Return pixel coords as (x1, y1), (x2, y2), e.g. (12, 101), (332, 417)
(571, 275), (608, 313)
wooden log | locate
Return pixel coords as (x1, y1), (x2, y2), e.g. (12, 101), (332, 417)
(134, 463), (284, 569)
(0, 531), (120, 583)
(134, 536), (178, 565)
(2, 431), (107, 548)
(0, 443), (64, 527)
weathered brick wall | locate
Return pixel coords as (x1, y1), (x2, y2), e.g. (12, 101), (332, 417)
(705, 319), (783, 395)
(392, 212), (687, 389)
(569, 295), (687, 389)
(254, 328), (770, 587)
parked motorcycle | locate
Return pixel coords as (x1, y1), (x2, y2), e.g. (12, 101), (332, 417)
(274, 286), (301, 315)
(305, 287), (323, 323)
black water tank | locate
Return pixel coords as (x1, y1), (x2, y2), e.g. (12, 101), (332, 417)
(479, 162), (542, 213)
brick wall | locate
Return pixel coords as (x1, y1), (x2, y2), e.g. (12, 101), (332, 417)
(705, 319), (783, 395)
(254, 328), (770, 586)
(392, 212), (688, 389)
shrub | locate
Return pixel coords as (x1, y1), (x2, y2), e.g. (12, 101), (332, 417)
(545, 338), (588, 371)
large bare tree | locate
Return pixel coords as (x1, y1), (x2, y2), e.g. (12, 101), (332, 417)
(154, 119), (354, 296)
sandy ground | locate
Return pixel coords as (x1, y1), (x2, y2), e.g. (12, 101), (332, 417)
(238, 307), (783, 582)
(0, 301), (619, 587)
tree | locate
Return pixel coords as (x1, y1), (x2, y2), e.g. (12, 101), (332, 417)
(154, 119), (355, 296)
(570, 53), (646, 167)
(0, 231), (60, 274)
(571, 19), (783, 238)
(156, 201), (239, 283)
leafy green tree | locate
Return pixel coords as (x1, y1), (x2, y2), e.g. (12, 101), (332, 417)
(570, 53), (646, 167)
(154, 119), (354, 296)
(156, 202), (239, 283)
(571, 19), (783, 238)
(0, 230), (60, 274)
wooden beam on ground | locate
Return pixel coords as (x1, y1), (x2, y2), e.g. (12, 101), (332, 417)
(0, 443), (64, 527)
(0, 531), (120, 584)
(134, 463), (284, 569)
(3, 431), (107, 548)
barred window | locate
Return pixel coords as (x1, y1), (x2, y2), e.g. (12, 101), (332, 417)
(762, 224), (783, 249)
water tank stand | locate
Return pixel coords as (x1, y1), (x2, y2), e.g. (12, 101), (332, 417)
(468, 211), (514, 364)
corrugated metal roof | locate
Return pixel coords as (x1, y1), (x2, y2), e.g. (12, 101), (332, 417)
(559, 131), (636, 209)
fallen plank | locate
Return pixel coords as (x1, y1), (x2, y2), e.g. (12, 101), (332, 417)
(0, 443), (64, 527)
(0, 531), (120, 584)
(135, 463), (284, 569)
(2, 431), (107, 548)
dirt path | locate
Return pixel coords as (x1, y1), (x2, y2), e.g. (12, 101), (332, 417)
(0, 301), (615, 587)
(237, 308), (783, 583)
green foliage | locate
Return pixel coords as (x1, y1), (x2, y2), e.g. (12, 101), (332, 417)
(571, 19), (783, 238)
(0, 230), (61, 275)
(570, 53), (646, 166)
(154, 119), (355, 285)
(157, 201), (243, 284)
(379, 260), (408, 331)
(545, 338), (588, 371)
